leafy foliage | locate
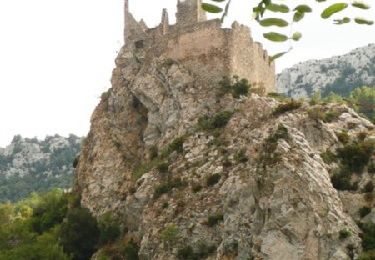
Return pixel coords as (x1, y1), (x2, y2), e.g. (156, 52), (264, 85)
(207, 213), (224, 227)
(0, 190), (70, 259)
(160, 224), (179, 244)
(206, 173), (221, 187)
(198, 111), (234, 131)
(349, 86), (375, 123)
(336, 140), (374, 173)
(201, 0), (372, 59)
(154, 178), (187, 199)
(219, 76), (251, 98)
(272, 100), (302, 116)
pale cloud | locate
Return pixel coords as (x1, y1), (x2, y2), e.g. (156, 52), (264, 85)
(0, 0), (373, 146)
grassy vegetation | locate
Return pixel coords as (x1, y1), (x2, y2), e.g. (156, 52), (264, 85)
(321, 150), (337, 164)
(154, 178), (187, 199)
(272, 100), (302, 116)
(339, 229), (351, 240)
(177, 241), (216, 260)
(359, 207), (372, 218)
(219, 76), (251, 98)
(337, 140), (374, 173)
(207, 213), (224, 227)
(198, 111), (234, 131)
(206, 174), (221, 187)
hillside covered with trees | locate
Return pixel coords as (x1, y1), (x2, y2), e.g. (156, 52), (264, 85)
(0, 135), (81, 202)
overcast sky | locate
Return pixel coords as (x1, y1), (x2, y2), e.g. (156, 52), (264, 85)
(0, 0), (374, 147)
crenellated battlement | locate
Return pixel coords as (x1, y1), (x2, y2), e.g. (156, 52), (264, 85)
(123, 0), (275, 93)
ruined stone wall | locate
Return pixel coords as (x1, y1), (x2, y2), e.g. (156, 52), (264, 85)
(228, 23), (275, 93)
(252, 42), (275, 93)
(165, 20), (230, 84)
(176, 0), (207, 28)
(124, 16), (275, 93)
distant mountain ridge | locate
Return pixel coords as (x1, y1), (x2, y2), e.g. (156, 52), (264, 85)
(0, 134), (81, 202)
(277, 44), (375, 98)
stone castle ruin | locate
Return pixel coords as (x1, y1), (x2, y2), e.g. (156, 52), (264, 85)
(123, 0), (275, 93)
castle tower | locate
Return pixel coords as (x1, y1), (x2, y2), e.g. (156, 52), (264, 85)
(176, 0), (207, 27)
(124, 0), (130, 39)
(124, 0), (148, 42)
(161, 8), (169, 34)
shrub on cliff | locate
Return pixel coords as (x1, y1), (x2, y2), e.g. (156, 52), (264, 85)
(337, 140), (374, 173)
(198, 111), (234, 131)
(272, 100), (302, 116)
(219, 76), (251, 98)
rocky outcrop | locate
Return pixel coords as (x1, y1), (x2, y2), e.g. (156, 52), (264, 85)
(75, 45), (375, 259)
(277, 44), (375, 98)
(0, 134), (81, 202)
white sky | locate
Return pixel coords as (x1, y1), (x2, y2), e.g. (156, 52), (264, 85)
(0, 0), (374, 147)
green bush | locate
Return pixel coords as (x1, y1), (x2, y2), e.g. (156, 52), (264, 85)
(219, 76), (251, 98)
(234, 149), (248, 163)
(207, 213), (224, 227)
(167, 137), (185, 155)
(191, 183), (203, 193)
(268, 92), (289, 101)
(29, 189), (69, 234)
(368, 163), (375, 174)
(177, 245), (195, 259)
(177, 242), (216, 260)
(154, 178), (187, 199)
(359, 250), (375, 260)
(160, 224), (179, 244)
(339, 229), (351, 240)
(198, 111), (234, 131)
(121, 239), (140, 260)
(359, 207), (372, 218)
(331, 167), (356, 191)
(321, 150), (337, 164)
(336, 131), (350, 144)
(263, 124), (288, 158)
(60, 207), (100, 260)
(149, 146), (158, 160)
(359, 223), (375, 252)
(363, 181), (374, 193)
(206, 174), (221, 187)
(98, 213), (121, 246)
(272, 100), (302, 116)
(232, 78), (251, 98)
(157, 162), (169, 174)
(323, 111), (341, 123)
(337, 141), (374, 173)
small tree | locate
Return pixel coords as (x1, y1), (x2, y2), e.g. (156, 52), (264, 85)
(60, 208), (100, 260)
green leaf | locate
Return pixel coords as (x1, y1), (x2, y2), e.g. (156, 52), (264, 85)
(259, 18), (289, 27)
(293, 11), (305, 22)
(201, 3), (223, 13)
(270, 52), (288, 61)
(354, 17), (374, 25)
(263, 32), (288, 42)
(321, 3), (348, 19)
(352, 1), (370, 9)
(292, 32), (302, 41)
(334, 17), (351, 24)
(294, 5), (313, 13)
(266, 3), (289, 13)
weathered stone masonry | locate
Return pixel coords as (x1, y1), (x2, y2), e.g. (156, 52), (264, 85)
(123, 0), (275, 93)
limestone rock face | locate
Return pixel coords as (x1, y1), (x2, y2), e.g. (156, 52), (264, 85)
(75, 48), (375, 259)
(277, 43), (375, 98)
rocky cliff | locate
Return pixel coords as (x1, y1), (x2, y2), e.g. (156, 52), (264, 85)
(74, 46), (375, 259)
(277, 44), (375, 98)
(0, 134), (81, 202)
